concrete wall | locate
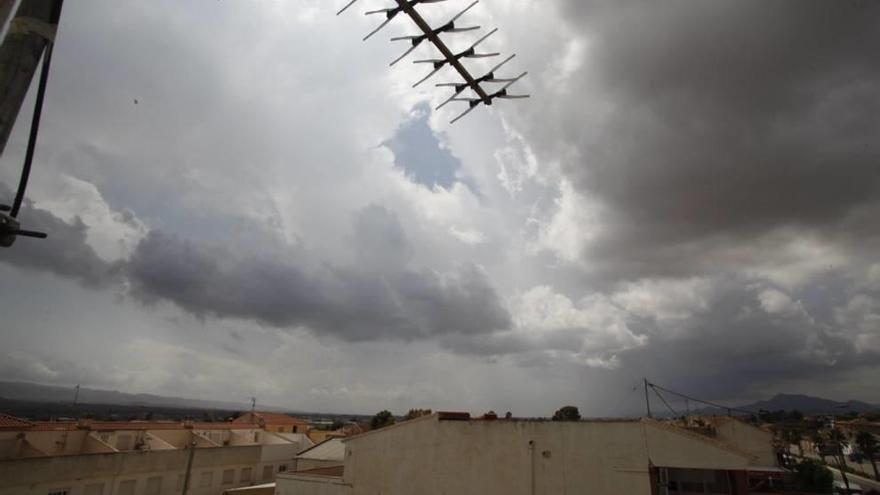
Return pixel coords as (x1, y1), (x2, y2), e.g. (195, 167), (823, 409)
(276, 474), (349, 495)
(0, 444), (294, 495)
(295, 458), (343, 472)
(277, 416), (758, 495)
(712, 419), (777, 467)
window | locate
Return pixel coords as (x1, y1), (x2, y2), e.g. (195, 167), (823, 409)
(222, 469), (235, 485)
(117, 480), (136, 495)
(278, 464), (288, 473)
(240, 467), (253, 483)
(84, 484), (105, 495)
(145, 476), (162, 495)
(262, 465), (274, 480)
(47, 491), (69, 495)
(199, 471), (213, 488)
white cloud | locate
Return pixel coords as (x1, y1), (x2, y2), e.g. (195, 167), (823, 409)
(612, 277), (714, 322)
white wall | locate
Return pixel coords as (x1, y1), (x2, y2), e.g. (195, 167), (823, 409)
(279, 416), (766, 495)
(0, 444), (293, 495)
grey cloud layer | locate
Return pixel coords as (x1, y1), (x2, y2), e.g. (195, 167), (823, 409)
(1, 184), (112, 287)
(2, 198), (511, 341)
(539, 0), (880, 279)
(3, 0), (880, 413)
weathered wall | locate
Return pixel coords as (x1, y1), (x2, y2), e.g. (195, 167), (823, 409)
(0, 445), (276, 495)
(340, 417), (754, 495)
(295, 458), (343, 472)
(712, 419), (777, 467)
(276, 474), (349, 495)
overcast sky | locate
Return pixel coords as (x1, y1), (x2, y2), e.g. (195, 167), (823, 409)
(1, 0), (879, 417)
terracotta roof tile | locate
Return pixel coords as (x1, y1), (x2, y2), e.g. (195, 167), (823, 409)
(234, 412), (309, 426)
(0, 413), (34, 430)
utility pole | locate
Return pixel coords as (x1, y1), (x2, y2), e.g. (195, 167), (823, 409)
(831, 404), (851, 493)
(644, 378), (652, 418)
(181, 440), (196, 495)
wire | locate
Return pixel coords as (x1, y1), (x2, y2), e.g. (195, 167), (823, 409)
(647, 381), (754, 416)
(651, 385), (681, 418)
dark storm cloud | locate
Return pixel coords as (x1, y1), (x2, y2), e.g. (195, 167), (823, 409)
(437, 274), (880, 401)
(124, 205), (511, 341)
(0, 183), (111, 287)
(614, 279), (878, 400)
(542, 0), (880, 278)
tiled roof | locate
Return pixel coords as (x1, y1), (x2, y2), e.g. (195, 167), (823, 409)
(293, 465), (344, 478)
(19, 420), (261, 432)
(235, 412), (309, 425)
(0, 413), (34, 430)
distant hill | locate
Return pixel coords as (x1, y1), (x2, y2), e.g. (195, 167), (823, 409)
(0, 380), (274, 413)
(691, 393), (879, 416)
(740, 393), (878, 414)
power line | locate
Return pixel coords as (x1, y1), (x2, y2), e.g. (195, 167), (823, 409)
(651, 386), (680, 418)
(646, 380), (754, 417)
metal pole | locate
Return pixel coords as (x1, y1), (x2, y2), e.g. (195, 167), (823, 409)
(9, 0), (62, 217)
(11, 36), (51, 216)
(644, 378), (652, 418)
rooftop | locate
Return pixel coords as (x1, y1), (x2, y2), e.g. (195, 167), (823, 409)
(297, 437), (345, 461)
(234, 411), (309, 426)
(291, 465), (345, 478)
(0, 415), (271, 432)
(0, 413), (34, 430)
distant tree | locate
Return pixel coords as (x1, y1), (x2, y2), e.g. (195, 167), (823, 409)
(370, 410), (395, 430)
(552, 406), (581, 422)
(855, 431), (879, 480)
(829, 428), (853, 490)
(330, 419), (345, 431)
(793, 458), (833, 493)
(403, 409), (432, 421)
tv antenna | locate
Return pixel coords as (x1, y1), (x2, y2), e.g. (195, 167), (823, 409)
(338, 0), (529, 123)
(0, 0), (64, 247)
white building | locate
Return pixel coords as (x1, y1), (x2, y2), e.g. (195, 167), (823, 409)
(276, 412), (781, 495)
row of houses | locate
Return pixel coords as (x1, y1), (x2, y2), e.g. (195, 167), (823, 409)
(0, 412), (321, 495)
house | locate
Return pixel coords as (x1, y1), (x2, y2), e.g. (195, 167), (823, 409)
(275, 412), (783, 495)
(306, 430), (346, 445)
(0, 414), (313, 495)
(234, 412), (311, 434)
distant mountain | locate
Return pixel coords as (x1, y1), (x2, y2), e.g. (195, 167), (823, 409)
(0, 380), (279, 413)
(740, 393), (878, 414)
(690, 393), (879, 416)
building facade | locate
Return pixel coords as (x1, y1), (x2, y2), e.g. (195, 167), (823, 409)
(276, 413), (781, 495)
(0, 416), (312, 495)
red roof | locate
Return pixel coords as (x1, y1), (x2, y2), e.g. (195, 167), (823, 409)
(0, 413), (34, 430)
(234, 412), (309, 426)
(14, 420), (262, 432)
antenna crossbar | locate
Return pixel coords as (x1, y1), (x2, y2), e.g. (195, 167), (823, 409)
(393, 0), (491, 105)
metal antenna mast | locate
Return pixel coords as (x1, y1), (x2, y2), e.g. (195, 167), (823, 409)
(0, 0), (63, 247)
(338, 0), (529, 123)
